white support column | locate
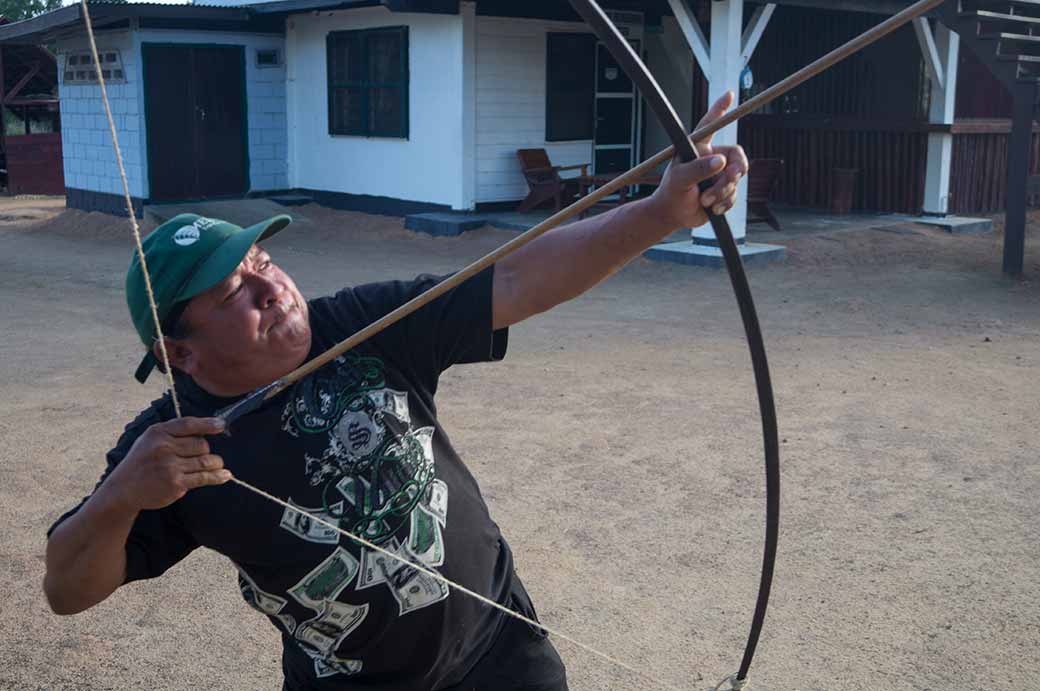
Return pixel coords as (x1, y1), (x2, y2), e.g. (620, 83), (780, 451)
(666, 0), (710, 76)
(692, 0), (748, 244)
(460, 1), (477, 210)
(915, 19), (959, 216)
(741, 3), (775, 67)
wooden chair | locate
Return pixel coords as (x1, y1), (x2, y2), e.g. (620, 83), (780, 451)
(747, 158), (784, 232)
(515, 149), (590, 213)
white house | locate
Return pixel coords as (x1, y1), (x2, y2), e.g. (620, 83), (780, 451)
(0, 1), (722, 219)
(0, 0), (963, 245)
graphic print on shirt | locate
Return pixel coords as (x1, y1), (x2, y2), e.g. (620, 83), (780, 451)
(280, 499), (345, 544)
(237, 565), (287, 617)
(288, 547), (360, 610)
(271, 353), (451, 678)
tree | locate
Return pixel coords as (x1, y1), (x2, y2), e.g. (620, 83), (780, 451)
(0, 0), (62, 23)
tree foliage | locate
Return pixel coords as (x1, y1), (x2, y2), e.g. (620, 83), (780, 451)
(0, 0), (63, 23)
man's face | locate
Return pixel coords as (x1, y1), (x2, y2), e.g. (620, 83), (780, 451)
(166, 245), (312, 396)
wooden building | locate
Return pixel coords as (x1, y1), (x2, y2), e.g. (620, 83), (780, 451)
(727, 2), (1033, 217)
(0, 16), (62, 196)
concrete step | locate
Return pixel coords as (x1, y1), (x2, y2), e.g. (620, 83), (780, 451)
(643, 241), (785, 268)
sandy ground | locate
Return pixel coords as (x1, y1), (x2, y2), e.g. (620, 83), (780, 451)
(1, 199), (1038, 691)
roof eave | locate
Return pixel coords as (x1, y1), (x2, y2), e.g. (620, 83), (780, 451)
(0, 3), (260, 45)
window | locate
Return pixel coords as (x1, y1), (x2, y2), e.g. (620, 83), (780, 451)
(546, 33), (596, 141)
(3, 104), (60, 136)
(63, 50), (126, 85)
(327, 27), (409, 138)
(257, 49), (281, 68)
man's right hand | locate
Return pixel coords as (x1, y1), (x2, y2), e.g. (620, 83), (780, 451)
(105, 416), (231, 513)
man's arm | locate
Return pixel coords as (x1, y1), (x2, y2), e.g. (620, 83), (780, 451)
(45, 489), (138, 615)
(43, 416), (229, 615)
(493, 93), (748, 330)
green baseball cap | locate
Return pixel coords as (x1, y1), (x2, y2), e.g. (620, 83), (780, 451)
(126, 212), (292, 383)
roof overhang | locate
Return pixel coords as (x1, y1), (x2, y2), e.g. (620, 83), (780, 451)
(0, 0), (942, 47)
(0, 0), (463, 45)
(251, 0), (459, 15)
(745, 0), (940, 16)
(0, 3), (281, 45)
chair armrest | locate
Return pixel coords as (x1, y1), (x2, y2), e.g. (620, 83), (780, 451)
(556, 164), (590, 174)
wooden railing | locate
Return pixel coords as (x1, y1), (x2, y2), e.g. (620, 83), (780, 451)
(949, 120), (1040, 214)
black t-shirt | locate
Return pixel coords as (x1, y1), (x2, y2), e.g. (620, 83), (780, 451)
(50, 268), (514, 690)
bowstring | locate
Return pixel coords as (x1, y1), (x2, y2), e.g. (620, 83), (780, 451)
(78, 4), (688, 689)
(80, 0), (181, 417)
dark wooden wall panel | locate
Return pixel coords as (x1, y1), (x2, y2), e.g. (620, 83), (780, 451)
(747, 5), (927, 120)
(5, 133), (64, 196)
(949, 128), (1040, 214)
(739, 122), (928, 213)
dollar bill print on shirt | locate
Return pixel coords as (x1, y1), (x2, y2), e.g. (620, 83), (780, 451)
(314, 656), (363, 679)
(295, 600), (370, 656)
(388, 567), (449, 616)
(270, 354), (453, 677)
(289, 547), (360, 611)
(276, 613), (297, 635)
(280, 499), (345, 545)
(299, 636), (364, 679)
(237, 565), (287, 616)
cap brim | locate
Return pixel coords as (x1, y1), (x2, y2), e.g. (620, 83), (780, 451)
(178, 214), (293, 303)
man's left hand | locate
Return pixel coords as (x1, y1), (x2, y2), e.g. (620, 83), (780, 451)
(645, 91), (750, 231)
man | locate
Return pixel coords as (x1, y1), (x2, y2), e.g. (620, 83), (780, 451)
(44, 95), (748, 690)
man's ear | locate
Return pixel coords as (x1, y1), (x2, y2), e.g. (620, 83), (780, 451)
(152, 337), (195, 376)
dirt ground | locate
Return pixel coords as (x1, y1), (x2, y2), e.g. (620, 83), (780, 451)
(1, 199), (1037, 691)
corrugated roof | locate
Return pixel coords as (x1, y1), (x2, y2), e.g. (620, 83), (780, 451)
(0, 3), (266, 44)
(0, 0), (460, 43)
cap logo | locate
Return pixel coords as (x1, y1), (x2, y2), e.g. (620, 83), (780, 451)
(172, 225), (200, 246)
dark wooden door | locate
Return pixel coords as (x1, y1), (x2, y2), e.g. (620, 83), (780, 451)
(593, 40), (640, 175)
(143, 44), (247, 201)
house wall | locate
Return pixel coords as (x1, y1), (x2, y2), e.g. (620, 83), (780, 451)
(55, 26), (286, 213)
(286, 6), (469, 209)
(473, 15), (593, 204)
(55, 31), (145, 207)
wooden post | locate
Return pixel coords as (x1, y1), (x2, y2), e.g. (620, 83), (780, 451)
(692, 0), (749, 245)
(917, 20), (958, 216)
(1005, 80), (1034, 276)
(1, 45), (6, 193)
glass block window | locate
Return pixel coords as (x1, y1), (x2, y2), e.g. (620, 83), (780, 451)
(63, 50), (126, 85)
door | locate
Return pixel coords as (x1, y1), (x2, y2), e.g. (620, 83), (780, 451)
(593, 40), (641, 175)
(143, 44), (248, 201)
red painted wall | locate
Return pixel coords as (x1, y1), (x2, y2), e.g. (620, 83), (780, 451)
(6, 133), (65, 196)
